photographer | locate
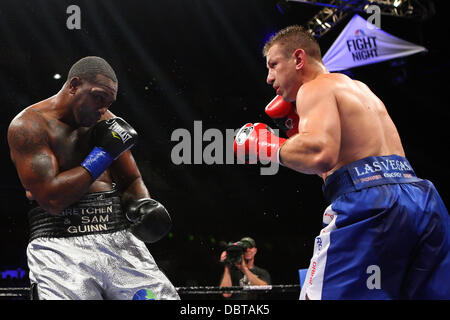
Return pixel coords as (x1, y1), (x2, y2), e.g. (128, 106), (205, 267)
(219, 237), (271, 300)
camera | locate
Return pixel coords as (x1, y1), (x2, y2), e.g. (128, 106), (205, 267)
(224, 241), (250, 265)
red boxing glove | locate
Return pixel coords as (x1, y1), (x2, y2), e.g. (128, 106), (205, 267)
(265, 96), (299, 137)
(234, 123), (286, 164)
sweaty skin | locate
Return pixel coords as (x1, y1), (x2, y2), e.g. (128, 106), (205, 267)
(265, 43), (405, 180)
(8, 75), (149, 215)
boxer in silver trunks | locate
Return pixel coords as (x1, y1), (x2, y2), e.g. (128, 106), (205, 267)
(7, 56), (179, 300)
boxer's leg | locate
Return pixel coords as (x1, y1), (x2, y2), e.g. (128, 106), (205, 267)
(96, 230), (180, 300)
(302, 184), (421, 300)
(300, 205), (337, 300)
(27, 237), (104, 300)
(399, 180), (450, 299)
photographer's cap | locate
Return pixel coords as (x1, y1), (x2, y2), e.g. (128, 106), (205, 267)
(240, 237), (256, 248)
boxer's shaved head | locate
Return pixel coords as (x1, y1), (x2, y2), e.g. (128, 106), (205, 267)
(67, 56), (118, 84)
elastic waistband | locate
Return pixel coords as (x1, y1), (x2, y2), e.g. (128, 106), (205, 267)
(28, 188), (129, 241)
(322, 155), (422, 203)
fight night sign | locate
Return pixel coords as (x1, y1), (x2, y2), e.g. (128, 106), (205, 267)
(322, 14), (427, 71)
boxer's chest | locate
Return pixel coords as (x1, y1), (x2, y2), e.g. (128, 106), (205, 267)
(47, 120), (91, 171)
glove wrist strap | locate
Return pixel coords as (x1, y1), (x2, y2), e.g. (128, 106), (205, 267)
(81, 147), (114, 180)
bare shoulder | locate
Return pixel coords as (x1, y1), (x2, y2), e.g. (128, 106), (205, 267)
(329, 73), (373, 93)
(7, 107), (49, 152)
(321, 73), (356, 89)
(297, 73), (347, 105)
(298, 73), (345, 97)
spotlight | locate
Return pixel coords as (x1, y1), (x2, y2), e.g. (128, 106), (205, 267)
(276, 0), (291, 15)
(53, 73), (61, 80)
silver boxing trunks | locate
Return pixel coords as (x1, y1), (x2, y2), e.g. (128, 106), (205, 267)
(26, 188), (179, 300)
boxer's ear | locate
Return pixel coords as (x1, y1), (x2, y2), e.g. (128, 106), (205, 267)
(293, 49), (306, 70)
(68, 76), (83, 94)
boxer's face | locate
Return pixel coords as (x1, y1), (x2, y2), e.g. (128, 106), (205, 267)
(70, 74), (117, 127)
(266, 43), (299, 102)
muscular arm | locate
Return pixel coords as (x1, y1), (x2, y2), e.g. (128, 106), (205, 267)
(110, 150), (150, 205)
(103, 110), (151, 204)
(279, 80), (341, 175)
(7, 114), (93, 215)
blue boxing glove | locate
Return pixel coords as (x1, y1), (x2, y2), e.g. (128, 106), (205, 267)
(81, 117), (138, 180)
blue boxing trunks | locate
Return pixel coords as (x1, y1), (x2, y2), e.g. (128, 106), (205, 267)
(300, 155), (450, 300)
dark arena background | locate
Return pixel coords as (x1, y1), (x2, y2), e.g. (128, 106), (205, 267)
(0, 0), (448, 301)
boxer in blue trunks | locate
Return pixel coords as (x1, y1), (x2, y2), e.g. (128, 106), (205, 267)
(234, 25), (449, 299)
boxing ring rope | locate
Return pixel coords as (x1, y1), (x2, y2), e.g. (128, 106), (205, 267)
(176, 284), (300, 295)
(0, 284), (300, 299)
(0, 287), (30, 298)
